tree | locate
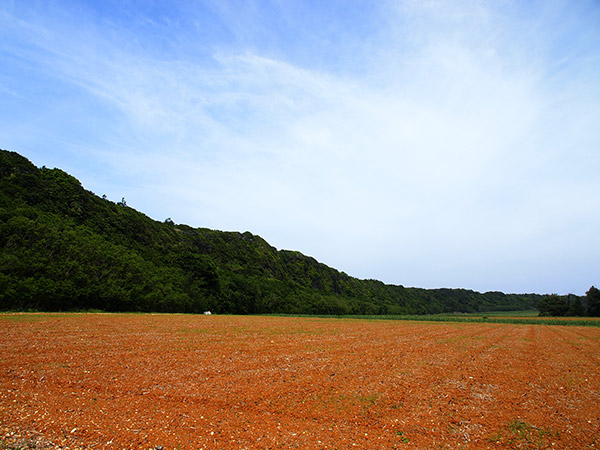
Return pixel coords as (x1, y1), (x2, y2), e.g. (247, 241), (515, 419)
(586, 286), (600, 316)
(567, 295), (586, 316)
(0, 148), (550, 316)
(537, 294), (568, 316)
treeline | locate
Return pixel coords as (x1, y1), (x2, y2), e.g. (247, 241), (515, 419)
(0, 149), (581, 315)
(536, 287), (600, 317)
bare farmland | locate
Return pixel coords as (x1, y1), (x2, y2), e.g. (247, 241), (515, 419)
(1, 314), (598, 449)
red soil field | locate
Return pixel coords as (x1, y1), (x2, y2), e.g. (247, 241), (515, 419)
(1, 314), (599, 449)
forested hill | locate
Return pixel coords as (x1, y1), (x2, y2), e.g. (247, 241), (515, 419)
(1, 149), (546, 314)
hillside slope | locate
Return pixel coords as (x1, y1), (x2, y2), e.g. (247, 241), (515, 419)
(0, 149), (545, 314)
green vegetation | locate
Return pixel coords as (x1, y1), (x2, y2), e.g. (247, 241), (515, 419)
(536, 288), (599, 317)
(268, 313), (600, 326)
(448, 309), (540, 317)
(0, 149), (590, 316)
(395, 430), (410, 443)
(488, 419), (558, 448)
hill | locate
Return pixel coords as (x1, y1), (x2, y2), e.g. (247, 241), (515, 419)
(0, 149), (551, 314)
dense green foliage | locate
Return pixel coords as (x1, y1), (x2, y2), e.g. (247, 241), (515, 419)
(0, 149), (568, 314)
(536, 287), (599, 317)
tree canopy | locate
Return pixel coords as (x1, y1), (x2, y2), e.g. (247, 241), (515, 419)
(0, 149), (576, 315)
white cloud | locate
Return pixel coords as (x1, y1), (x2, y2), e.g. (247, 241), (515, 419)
(1, 0), (599, 294)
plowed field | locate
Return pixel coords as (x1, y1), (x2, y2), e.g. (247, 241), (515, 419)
(1, 314), (599, 449)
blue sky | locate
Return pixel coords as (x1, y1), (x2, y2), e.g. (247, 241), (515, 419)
(1, 0), (599, 295)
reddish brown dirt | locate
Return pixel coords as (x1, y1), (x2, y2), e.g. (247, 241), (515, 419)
(1, 314), (599, 449)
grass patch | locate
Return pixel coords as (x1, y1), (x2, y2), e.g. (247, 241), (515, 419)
(395, 430), (410, 443)
(3, 311), (599, 327)
(488, 419), (558, 448)
(270, 313), (600, 327)
(0, 313), (82, 322)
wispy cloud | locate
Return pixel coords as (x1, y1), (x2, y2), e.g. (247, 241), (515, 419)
(1, 0), (599, 294)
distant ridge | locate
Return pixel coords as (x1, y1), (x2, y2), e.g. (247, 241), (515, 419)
(0, 149), (550, 314)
